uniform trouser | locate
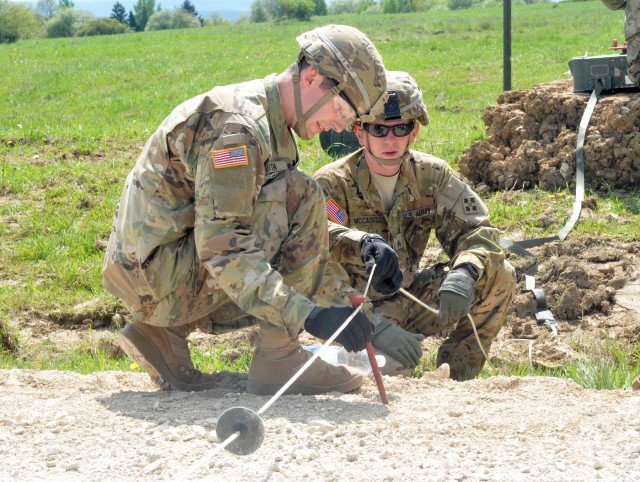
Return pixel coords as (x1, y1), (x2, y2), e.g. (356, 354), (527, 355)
(104, 170), (330, 333)
(370, 261), (516, 380)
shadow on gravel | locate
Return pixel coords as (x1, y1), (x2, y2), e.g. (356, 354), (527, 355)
(97, 382), (389, 428)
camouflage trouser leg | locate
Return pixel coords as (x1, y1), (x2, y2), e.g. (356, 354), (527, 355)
(627, 34), (640, 84)
(371, 261), (516, 380)
(137, 169), (329, 332)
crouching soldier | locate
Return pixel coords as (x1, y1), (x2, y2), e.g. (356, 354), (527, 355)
(314, 71), (516, 380)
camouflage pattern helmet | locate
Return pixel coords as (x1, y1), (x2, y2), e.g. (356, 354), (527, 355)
(296, 25), (388, 122)
(376, 70), (430, 126)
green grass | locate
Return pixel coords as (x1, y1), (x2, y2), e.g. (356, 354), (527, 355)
(0, 2), (638, 385)
(414, 337), (640, 390)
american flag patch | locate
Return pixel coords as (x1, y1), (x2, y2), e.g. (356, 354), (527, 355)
(212, 146), (249, 169)
(325, 197), (348, 225)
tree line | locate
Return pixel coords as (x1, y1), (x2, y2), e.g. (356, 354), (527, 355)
(0, 0), (216, 43)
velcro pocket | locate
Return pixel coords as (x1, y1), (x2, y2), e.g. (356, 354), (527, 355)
(208, 132), (259, 217)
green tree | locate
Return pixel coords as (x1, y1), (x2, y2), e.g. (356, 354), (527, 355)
(0, 0), (44, 42)
(383, 0), (397, 12)
(180, 0), (197, 16)
(264, 0), (280, 18)
(355, 0), (376, 14)
(313, 0), (327, 15)
(398, 0), (413, 11)
(145, 8), (201, 30)
(133, 0), (157, 31)
(127, 10), (137, 30)
(277, 0), (314, 19)
(59, 0), (75, 8)
(111, 2), (127, 23)
(46, 8), (78, 37)
(250, 0), (268, 22)
(328, 0), (358, 14)
(36, 0), (58, 19)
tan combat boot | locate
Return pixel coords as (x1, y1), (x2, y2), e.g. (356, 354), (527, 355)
(118, 321), (218, 391)
(246, 326), (364, 396)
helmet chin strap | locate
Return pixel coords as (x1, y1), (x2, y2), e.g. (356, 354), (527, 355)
(362, 134), (411, 168)
(292, 60), (342, 139)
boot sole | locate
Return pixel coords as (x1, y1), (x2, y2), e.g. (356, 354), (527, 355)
(246, 372), (364, 396)
(118, 324), (216, 392)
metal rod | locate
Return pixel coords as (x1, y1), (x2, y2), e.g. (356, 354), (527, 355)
(257, 264), (376, 417)
(399, 288), (437, 314)
(257, 304), (365, 416)
(180, 431), (241, 479)
(365, 341), (388, 404)
(398, 287), (494, 371)
(182, 267), (379, 478)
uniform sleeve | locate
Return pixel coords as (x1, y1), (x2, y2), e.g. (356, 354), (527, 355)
(187, 119), (314, 336)
(433, 164), (505, 284)
(314, 172), (368, 266)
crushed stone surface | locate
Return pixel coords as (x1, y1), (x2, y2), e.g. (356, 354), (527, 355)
(1, 369), (639, 481)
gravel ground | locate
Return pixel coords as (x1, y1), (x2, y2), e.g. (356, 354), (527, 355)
(1, 368), (639, 481)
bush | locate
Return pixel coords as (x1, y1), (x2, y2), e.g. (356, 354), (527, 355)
(362, 3), (383, 13)
(207, 13), (230, 25)
(145, 9), (202, 30)
(251, 0), (269, 22)
(448, 0), (473, 9)
(47, 8), (80, 38)
(45, 8), (94, 38)
(76, 18), (131, 36)
(277, 0), (315, 20)
(328, 0), (359, 14)
(0, 0), (45, 43)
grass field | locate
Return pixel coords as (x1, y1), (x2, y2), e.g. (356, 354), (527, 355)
(1, 1), (638, 387)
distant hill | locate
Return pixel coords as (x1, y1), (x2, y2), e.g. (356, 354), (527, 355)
(73, 0), (251, 21)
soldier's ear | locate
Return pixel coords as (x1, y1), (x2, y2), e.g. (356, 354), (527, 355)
(301, 66), (321, 89)
(353, 124), (365, 146)
(409, 124), (420, 144)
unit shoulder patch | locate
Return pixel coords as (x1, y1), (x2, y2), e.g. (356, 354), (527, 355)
(325, 197), (348, 225)
(462, 196), (480, 214)
(212, 146), (249, 169)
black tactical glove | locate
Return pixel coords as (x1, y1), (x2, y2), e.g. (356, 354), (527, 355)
(360, 234), (403, 295)
(437, 264), (478, 323)
(372, 318), (424, 368)
(304, 306), (374, 352)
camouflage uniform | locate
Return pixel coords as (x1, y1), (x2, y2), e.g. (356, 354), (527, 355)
(314, 149), (516, 379)
(602, 0), (640, 83)
(103, 74), (326, 337)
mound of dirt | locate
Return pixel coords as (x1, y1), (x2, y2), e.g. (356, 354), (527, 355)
(495, 236), (640, 368)
(459, 80), (640, 192)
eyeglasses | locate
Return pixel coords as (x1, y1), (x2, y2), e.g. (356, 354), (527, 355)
(362, 121), (415, 138)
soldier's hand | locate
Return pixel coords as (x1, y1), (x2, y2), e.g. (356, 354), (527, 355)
(372, 318), (424, 368)
(438, 268), (476, 323)
(304, 306), (374, 352)
(360, 234), (403, 295)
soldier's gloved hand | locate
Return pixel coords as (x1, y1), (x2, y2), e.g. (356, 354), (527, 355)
(372, 318), (424, 369)
(360, 234), (403, 295)
(437, 265), (478, 323)
(304, 306), (374, 352)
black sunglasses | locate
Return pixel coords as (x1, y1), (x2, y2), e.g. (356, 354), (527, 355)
(362, 121), (415, 138)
